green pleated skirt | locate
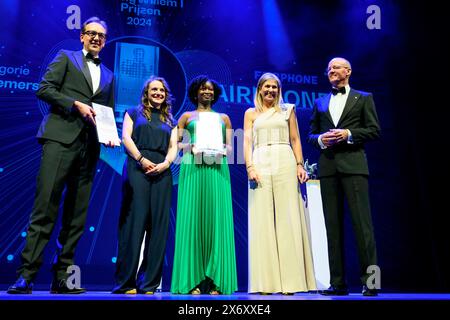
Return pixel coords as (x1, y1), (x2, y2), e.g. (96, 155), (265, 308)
(171, 153), (238, 294)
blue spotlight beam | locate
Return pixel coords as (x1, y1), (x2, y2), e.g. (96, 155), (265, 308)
(262, 0), (295, 69)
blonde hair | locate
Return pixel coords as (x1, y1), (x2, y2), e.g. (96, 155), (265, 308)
(253, 72), (284, 113)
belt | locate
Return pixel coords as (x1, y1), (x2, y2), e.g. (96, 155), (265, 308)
(254, 142), (290, 147)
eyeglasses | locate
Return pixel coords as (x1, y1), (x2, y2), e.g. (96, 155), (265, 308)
(324, 65), (349, 75)
(83, 30), (106, 41)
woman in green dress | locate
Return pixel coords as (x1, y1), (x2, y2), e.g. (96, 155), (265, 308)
(171, 75), (237, 295)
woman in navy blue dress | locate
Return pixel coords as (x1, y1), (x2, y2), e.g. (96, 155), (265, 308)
(113, 76), (178, 294)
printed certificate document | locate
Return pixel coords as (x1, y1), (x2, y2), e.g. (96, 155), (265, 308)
(195, 112), (225, 156)
(92, 103), (121, 146)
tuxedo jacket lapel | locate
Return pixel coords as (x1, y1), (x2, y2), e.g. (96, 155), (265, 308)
(321, 94), (334, 126)
(94, 64), (108, 96)
(73, 50), (93, 93)
(337, 89), (359, 127)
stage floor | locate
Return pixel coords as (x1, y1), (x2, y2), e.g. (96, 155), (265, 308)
(1, 291), (450, 300)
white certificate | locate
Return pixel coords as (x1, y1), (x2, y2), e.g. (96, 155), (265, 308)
(92, 103), (121, 146)
(195, 112), (225, 155)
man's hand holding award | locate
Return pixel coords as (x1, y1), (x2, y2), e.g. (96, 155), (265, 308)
(92, 103), (121, 147)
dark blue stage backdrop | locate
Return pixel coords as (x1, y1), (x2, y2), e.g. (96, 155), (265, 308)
(0, 0), (446, 292)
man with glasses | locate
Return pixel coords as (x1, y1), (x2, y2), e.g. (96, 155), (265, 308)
(7, 17), (115, 294)
(308, 57), (381, 296)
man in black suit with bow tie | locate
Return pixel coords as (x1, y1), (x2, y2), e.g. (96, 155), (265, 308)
(308, 57), (381, 296)
(7, 17), (116, 294)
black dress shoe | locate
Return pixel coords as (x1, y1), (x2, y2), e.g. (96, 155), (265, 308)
(319, 286), (349, 296)
(7, 276), (33, 294)
(50, 279), (86, 294)
(362, 285), (378, 296)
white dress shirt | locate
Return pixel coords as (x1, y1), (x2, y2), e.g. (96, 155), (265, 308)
(329, 84), (350, 126)
(318, 85), (353, 148)
(82, 49), (101, 94)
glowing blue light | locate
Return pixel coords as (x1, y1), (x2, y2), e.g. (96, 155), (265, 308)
(0, 168), (3, 173)
(7, 255), (14, 261)
(21, 232), (27, 237)
(262, 0), (294, 68)
(97, 169), (100, 173)
(89, 226), (95, 232)
(112, 257), (117, 263)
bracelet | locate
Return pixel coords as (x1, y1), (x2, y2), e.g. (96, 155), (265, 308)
(297, 160), (304, 166)
(165, 158), (172, 165)
(137, 154), (143, 162)
(246, 164), (253, 169)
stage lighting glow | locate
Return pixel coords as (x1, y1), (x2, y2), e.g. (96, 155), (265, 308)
(89, 226), (95, 232)
(21, 232), (27, 237)
(262, 0), (294, 69)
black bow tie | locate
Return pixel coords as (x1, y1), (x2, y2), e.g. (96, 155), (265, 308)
(331, 87), (346, 95)
(86, 53), (101, 65)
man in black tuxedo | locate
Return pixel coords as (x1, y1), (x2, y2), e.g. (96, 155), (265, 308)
(7, 17), (116, 294)
(308, 57), (380, 296)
